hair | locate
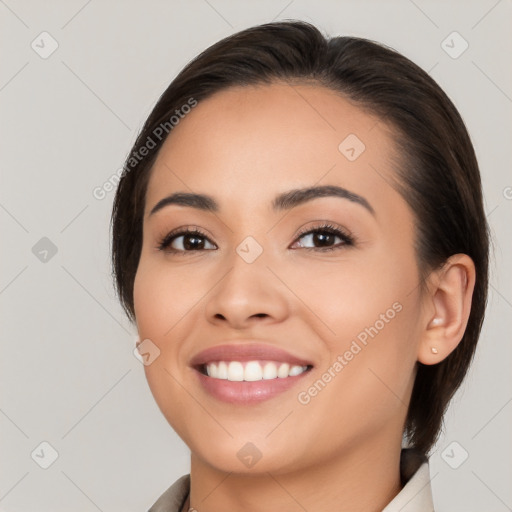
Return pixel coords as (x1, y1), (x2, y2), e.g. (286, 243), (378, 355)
(110, 20), (489, 456)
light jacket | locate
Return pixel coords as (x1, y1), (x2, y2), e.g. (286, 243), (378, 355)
(148, 448), (434, 512)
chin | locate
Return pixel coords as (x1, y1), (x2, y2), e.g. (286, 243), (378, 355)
(188, 435), (300, 475)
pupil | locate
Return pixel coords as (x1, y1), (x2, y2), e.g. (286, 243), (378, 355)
(184, 235), (203, 250)
(315, 232), (333, 247)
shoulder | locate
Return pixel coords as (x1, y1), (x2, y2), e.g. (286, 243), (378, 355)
(147, 474), (190, 512)
(382, 449), (435, 512)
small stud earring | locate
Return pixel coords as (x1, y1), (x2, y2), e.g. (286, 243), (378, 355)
(431, 347), (439, 354)
(431, 318), (442, 326)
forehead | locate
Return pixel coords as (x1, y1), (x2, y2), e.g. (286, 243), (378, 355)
(145, 82), (404, 217)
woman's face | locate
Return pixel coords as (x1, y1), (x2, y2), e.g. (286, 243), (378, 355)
(134, 83), (428, 474)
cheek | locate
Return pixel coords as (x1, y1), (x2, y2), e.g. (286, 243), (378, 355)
(291, 271), (421, 444)
(289, 244), (421, 396)
(133, 257), (203, 339)
(312, 286), (419, 394)
(287, 248), (418, 344)
(133, 260), (199, 438)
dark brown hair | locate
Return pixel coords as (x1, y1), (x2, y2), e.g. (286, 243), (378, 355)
(111, 20), (489, 456)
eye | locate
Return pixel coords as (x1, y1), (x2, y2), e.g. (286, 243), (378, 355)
(291, 222), (354, 252)
(157, 227), (216, 254)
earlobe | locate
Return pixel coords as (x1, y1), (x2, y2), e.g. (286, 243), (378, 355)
(418, 254), (476, 365)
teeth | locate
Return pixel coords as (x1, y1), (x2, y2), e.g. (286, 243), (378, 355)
(277, 363), (290, 378)
(262, 362), (278, 380)
(288, 364), (305, 376)
(217, 361), (228, 379)
(227, 361), (244, 381)
(244, 361), (263, 381)
(205, 361), (308, 381)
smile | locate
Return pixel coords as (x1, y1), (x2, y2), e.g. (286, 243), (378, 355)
(190, 342), (315, 404)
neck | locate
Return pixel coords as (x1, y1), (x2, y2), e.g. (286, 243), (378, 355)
(186, 433), (403, 512)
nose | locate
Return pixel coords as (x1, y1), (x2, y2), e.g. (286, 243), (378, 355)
(203, 248), (289, 330)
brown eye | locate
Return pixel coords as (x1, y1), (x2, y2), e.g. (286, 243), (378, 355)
(292, 223), (354, 252)
(158, 228), (216, 253)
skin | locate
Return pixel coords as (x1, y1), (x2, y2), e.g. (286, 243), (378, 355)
(133, 82), (475, 512)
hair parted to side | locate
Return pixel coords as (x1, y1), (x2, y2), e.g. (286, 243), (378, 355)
(110, 20), (489, 456)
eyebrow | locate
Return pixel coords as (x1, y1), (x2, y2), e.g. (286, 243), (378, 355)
(148, 185), (375, 217)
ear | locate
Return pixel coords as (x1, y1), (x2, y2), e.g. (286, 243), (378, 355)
(418, 254), (476, 365)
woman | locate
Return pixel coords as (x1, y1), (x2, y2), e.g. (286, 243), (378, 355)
(111, 20), (489, 511)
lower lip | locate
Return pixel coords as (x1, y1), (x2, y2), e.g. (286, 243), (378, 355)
(194, 367), (312, 404)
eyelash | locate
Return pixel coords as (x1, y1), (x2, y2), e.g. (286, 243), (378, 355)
(156, 222), (355, 255)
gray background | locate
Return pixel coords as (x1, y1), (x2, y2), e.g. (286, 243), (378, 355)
(1, 0), (511, 510)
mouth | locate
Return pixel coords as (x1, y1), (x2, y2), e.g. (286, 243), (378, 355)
(190, 343), (314, 404)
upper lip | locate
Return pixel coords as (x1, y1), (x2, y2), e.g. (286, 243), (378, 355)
(189, 342), (314, 368)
